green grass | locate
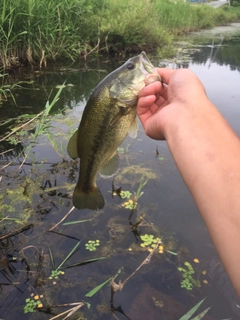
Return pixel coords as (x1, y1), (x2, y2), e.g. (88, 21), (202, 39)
(0, 0), (240, 68)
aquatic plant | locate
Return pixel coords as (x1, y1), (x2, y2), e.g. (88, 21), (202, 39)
(121, 190), (136, 209)
(120, 190), (132, 199)
(0, 72), (21, 104)
(121, 175), (148, 211)
(85, 240), (100, 252)
(117, 147), (125, 153)
(1, 84), (65, 170)
(24, 295), (43, 313)
(178, 261), (201, 291)
(140, 234), (162, 251)
(85, 268), (122, 298)
(122, 199), (137, 210)
(48, 241), (81, 280)
(178, 298), (210, 320)
(48, 269), (65, 280)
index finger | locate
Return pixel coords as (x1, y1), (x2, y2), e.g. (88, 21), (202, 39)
(156, 68), (175, 85)
(139, 81), (162, 98)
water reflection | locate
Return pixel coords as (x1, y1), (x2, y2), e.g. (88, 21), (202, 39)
(189, 37), (240, 136)
(191, 35), (240, 71)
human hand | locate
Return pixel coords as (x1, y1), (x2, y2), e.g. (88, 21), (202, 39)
(137, 68), (208, 140)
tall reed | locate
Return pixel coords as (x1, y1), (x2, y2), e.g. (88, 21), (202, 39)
(0, 0), (239, 68)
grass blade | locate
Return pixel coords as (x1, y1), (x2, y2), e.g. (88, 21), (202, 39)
(166, 250), (178, 255)
(85, 268), (122, 298)
(48, 245), (55, 269)
(56, 241), (81, 271)
(64, 257), (107, 269)
(85, 277), (111, 298)
(63, 219), (91, 226)
(191, 307), (211, 320)
(179, 298), (206, 320)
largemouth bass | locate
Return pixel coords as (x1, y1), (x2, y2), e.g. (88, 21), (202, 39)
(67, 52), (161, 210)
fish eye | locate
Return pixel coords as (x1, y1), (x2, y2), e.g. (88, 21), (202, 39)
(126, 62), (135, 70)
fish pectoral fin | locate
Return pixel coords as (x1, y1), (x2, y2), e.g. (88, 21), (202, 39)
(128, 118), (138, 138)
(67, 130), (79, 159)
(109, 105), (131, 129)
(99, 153), (119, 178)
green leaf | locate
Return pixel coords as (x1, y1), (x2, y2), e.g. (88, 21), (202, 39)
(85, 268), (122, 298)
(63, 219), (91, 225)
(54, 241), (82, 271)
(48, 245), (55, 269)
(85, 277), (112, 298)
(166, 250), (178, 255)
(64, 257), (107, 269)
(178, 298), (206, 320)
(191, 307), (211, 320)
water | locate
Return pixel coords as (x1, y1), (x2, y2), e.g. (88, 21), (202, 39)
(0, 31), (240, 320)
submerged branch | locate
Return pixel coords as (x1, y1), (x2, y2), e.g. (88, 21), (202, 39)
(49, 302), (84, 320)
(0, 223), (33, 240)
(0, 112), (43, 143)
(111, 240), (161, 294)
(48, 206), (75, 231)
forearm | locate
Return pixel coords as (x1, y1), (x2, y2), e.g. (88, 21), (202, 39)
(165, 99), (240, 297)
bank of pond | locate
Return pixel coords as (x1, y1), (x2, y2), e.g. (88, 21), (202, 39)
(1, 0), (240, 70)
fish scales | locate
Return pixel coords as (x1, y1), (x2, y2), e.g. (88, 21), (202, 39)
(77, 85), (135, 188)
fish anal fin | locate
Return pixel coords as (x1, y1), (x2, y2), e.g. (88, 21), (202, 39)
(67, 130), (79, 159)
(73, 186), (104, 210)
(128, 118), (138, 139)
(99, 153), (119, 178)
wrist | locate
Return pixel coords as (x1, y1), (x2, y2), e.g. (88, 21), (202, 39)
(162, 95), (211, 143)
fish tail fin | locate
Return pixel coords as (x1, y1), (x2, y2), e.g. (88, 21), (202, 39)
(73, 186), (104, 210)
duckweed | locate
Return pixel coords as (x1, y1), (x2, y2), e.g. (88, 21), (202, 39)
(85, 240), (100, 251)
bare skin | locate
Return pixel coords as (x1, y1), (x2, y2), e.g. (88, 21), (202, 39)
(137, 68), (240, 298)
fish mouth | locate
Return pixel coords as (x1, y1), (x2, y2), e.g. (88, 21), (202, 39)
(125, 52), (160, 98)
(139, 51), (153, 71)
(139, 51), (161, 81)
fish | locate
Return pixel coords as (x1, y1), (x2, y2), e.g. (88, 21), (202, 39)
(67, 51), (161, 210)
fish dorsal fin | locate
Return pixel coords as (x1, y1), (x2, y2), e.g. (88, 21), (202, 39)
(128, 118), (138, 138)
(67, 130), (79, 159)
(99, 153), (119, 178)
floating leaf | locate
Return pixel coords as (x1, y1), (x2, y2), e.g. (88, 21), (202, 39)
(193, 258), (199, 263)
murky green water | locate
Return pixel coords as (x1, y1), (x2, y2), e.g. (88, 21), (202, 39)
(1, 30), (240, 320)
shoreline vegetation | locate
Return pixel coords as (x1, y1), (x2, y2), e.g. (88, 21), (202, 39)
(0, 0), (240, 70)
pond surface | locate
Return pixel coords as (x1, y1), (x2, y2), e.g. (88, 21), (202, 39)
(0, 29), (240, 320)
